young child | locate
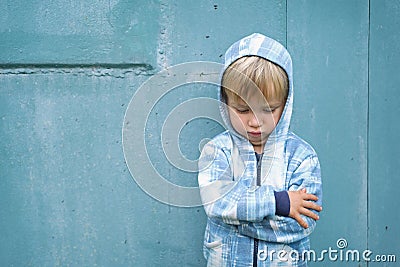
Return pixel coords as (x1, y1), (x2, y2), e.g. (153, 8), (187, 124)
(198, 33), (323, 267)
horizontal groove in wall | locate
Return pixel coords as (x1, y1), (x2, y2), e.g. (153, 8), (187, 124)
(0, 63), (155, 77)
(0, 63), (153, 70)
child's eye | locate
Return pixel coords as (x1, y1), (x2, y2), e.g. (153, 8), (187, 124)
(236, 108), (249, 114)
(264, 107), (278, 113)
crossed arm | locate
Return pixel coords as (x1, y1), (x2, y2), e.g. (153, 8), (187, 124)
(198, 141), (322, 241)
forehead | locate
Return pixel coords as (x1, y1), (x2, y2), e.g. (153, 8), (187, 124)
(228, 95), (283, 107)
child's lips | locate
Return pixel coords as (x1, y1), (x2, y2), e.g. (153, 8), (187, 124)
(247, 131), (262, 137)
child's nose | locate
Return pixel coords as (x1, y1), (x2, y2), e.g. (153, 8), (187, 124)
(248, 113), (262, 127)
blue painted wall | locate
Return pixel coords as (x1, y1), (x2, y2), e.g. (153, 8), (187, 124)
(1, 1), (398, 266)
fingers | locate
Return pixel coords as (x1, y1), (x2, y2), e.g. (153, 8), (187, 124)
(288, 189), (323, 229)
(303, 200), (323, 212)
(304, 193), (319, 202)
(300, 207), (320, 221)
(294, 208), (320, 229)
(293, 214), (309, 229)
(297, 188), (318, 202)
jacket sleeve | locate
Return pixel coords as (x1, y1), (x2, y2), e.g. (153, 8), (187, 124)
(198, 141), (277, 225)
(239, 154), (323, 243)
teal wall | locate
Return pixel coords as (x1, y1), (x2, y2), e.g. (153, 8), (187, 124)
(1, 1), (399, 266)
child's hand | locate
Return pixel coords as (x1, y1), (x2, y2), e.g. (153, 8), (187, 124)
(287, 188), (322, 229)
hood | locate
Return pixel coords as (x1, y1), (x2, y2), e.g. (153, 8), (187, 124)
(219, 33), (294, 148)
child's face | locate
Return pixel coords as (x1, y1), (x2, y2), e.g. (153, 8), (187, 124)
(227, 95), (284, 153)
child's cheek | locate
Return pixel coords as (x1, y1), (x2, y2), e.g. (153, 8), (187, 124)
(231, 115), (246, 133)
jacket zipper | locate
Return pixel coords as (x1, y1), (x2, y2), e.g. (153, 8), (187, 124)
(253, 153), (263, 267)
(253, 238), (259, 267)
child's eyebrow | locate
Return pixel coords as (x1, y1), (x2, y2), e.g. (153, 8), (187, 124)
(267, 103), (283, 109)
(229, 102), (248, 107)
(232, 104), (249, 108)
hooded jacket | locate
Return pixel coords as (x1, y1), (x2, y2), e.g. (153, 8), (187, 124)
(198, 33), (322, 267)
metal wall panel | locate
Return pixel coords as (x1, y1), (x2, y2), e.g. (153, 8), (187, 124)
(369, 0), (400, 266)
(0, 1), (161, 65)
(288, 1), (370, 266)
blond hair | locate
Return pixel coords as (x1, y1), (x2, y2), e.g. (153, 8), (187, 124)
(222, 56), (288, 104)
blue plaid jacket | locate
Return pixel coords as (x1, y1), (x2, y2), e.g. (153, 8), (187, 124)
(198, 33), (322, 267)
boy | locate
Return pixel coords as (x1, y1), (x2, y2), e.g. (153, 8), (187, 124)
(198, 33), (323, 266)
